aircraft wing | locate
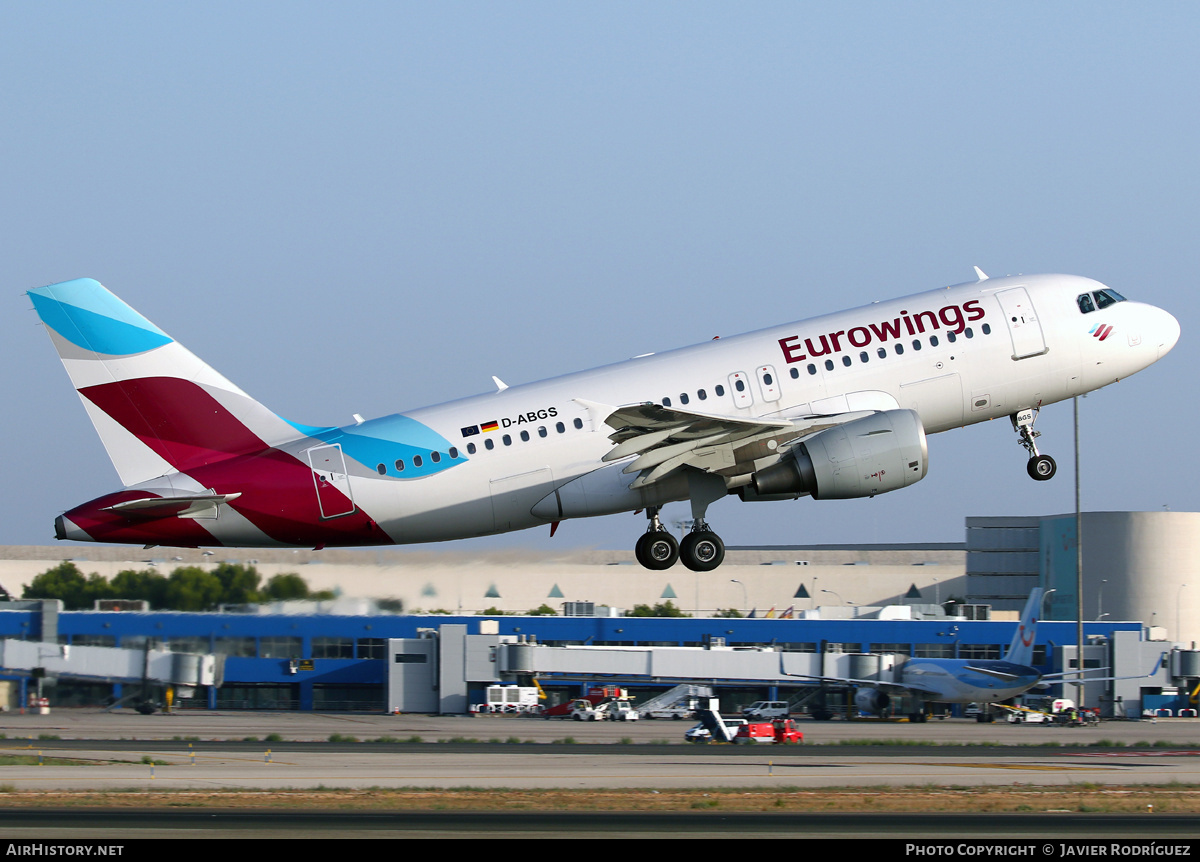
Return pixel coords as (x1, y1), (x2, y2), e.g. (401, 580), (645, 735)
(593, 401), (870, 489)
(1038, 651), (1167, 684)
(782, 672), (943, 697)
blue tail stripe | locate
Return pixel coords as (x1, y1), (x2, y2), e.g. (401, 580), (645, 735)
(29, 279), (172, 356)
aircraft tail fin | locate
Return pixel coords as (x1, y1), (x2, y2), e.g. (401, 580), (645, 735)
(29, 278), (298, 487)
(1003, 588), (1044, 666)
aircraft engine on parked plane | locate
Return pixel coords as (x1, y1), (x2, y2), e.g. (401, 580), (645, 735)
(855, 688), (891, 714)
(748, 408), (928, 500)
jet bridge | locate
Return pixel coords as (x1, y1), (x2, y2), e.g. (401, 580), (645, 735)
(0, 638), (223, 709)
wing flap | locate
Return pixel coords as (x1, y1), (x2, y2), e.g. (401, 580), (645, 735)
(599, 402), (796, 487)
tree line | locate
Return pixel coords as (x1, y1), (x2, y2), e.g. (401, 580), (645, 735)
(22, 561), (333, 611)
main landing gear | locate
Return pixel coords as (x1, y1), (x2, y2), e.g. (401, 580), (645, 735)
(635, 507), (726, 572)
(1011, 408), (1056, 481)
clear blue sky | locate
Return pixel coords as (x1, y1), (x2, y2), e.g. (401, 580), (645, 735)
(3, 3), (1195, 554)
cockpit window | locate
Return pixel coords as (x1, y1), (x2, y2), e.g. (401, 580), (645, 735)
(1078, 289), (1127, 313)
(1094, 288), (1126, 309)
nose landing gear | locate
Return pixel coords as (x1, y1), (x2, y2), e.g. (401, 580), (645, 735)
(1012, 408), (1056, 481)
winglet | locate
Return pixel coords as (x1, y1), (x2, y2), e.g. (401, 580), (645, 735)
(974, 266), (989, 281)
(492, 376), (508, 392)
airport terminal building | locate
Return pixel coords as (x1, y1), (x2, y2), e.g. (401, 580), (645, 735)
(0, 511), (1195, 719)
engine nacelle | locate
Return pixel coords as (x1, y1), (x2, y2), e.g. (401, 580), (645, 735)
(751, 409), (928, 500)
(854, 688), (890, 714)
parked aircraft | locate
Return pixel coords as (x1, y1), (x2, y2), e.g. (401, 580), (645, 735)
(28, 270), (1178, 571)
(794, 589), (1159, 721)
(793, 588), (1051, 721)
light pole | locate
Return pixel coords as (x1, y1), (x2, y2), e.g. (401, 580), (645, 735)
(821, 588), (853, 606)
(1074, 395), (1084, 710)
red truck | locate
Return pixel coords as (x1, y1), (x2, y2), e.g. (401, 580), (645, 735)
(732, 718), (804, 744)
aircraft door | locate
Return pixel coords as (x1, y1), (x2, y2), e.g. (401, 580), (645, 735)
(307, 444), (356, 519)
(756, 365), (782, 402)
(728, 372), (754, 409)
(996, 287), (1048, 359)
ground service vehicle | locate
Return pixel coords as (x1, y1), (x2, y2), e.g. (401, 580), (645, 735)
(741, 701), (790, 719)
(733, 718), (804, 744)
(685, 718), (747, 743)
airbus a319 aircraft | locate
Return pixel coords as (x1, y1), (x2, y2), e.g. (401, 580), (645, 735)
(29, 270), (1178, 571)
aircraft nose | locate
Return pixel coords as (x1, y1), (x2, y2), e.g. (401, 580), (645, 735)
(1155, 306), (1181, 359)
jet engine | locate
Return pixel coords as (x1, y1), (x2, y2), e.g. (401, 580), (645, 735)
(749, 409), (928, 500)
(854, 687), (890, 715)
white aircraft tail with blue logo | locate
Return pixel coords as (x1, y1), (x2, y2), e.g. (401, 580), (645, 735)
(1003, 588), (1044, 666)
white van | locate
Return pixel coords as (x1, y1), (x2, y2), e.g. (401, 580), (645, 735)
(741, 701), (790, 719)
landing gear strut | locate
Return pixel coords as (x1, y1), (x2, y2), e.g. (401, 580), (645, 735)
(633, 471), (729, 571)
(1011, 408), (1056, 481)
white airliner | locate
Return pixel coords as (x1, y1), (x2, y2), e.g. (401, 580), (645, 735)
(796, 588), (1054, 722)
(795, 588), (1166, 722)
(28, 270), (1178, 571)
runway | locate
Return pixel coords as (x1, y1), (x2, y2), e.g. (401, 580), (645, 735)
(5, 743), (1200, 791)
(2, 710), (1199, 839)
(0, 709), (1198, 791)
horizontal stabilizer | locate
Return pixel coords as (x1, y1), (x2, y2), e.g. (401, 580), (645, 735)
(102, 493), (242, 519)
